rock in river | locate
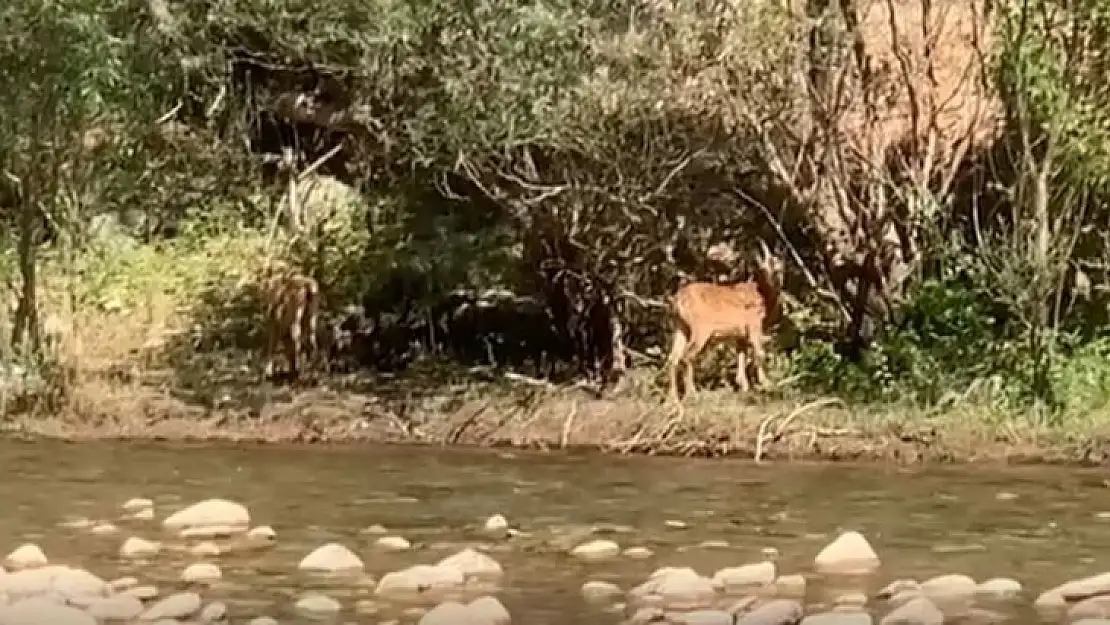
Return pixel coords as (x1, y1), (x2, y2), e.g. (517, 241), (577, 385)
(814, 531), (880, 576)
(0, 597), (96, 625)
(3, 544), (47, 570)
(437, 548), (504, 579)
(139, 591), (202, 620)
(295, 592), (342, 615)
(712, 561), (776, 592)
(419, 597), (511, 625)
(570, 539), (620, 562)
(630, 567), (718, 611)
(181, 563), (222, 584)
(298, 543), (364, 573)
(120, 537), (161, 559)
(162, 498), (250, 532)
(376, 565), (466, 599)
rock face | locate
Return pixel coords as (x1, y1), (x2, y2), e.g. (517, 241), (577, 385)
(814, 532), (881, 575)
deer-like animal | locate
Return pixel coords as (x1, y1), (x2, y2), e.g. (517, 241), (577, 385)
(259, 263), (321, 381)
(665, 239), (784, 402)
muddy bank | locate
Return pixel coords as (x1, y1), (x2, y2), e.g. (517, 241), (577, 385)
(8, 375), (1110, 466)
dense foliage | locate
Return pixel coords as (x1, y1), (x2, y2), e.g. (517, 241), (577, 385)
(2, 0), (1109, 419)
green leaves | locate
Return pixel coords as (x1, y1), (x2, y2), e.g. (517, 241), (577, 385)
(993, 0), (1110, 191)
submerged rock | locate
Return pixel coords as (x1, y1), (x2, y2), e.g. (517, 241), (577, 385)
(295, 592), (342, 614)
(712, 562), (776, 592)
(376, 565), (466, 598)
(162, 499), (250, 531)
(139, 591), (202, 620)
(630, 567), (718, 610)
(437, 548), (503, 579)
(570, 539), (620, 562)
(120, 537), (161, 559)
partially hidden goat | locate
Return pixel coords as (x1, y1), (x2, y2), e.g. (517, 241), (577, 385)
(259, 263), (321, 381)
(665, 239), (784, 402)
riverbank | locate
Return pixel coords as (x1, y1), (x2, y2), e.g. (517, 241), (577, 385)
(6, 235), (1109, 466)
(9, 364), (1110, 466)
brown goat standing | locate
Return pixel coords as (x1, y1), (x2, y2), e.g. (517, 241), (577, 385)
(259, 263), (321, 381)
(665, 240), (784, 402)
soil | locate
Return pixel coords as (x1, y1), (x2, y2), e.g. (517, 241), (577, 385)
(8, 367), (1110, 466)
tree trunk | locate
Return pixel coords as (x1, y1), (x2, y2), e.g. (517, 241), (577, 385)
(11, 197), (40, 356)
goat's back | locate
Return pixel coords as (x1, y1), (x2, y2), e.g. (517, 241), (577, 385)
(673, 281), (765, 331)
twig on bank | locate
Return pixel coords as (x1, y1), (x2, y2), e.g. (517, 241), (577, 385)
(504, 371), (559, 391)
(559, 400), (578, 449)
(755, 397), (845, 463)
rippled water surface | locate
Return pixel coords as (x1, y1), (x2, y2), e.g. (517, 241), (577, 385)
(2, 439), (1110, 622)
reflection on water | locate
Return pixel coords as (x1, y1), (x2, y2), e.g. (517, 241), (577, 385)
(1, 439), (1109, 622)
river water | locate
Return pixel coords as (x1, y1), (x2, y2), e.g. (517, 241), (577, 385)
(1, 439), (1108, 622)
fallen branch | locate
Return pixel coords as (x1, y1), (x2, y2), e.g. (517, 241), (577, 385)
(298, 142), (346, 182)
(559, 400), (578, 449)
(154, 101), (183, 125)
(755, 397), (845, 463)
(503, 371), (559, 391)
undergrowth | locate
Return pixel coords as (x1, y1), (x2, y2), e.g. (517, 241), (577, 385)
(3, 220), (1108, 447)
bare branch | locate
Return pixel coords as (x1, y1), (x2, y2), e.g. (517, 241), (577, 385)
(154, 101), (183, 125)
(298, 141), (345, 182)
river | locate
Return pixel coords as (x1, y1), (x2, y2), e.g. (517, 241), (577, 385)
(0, 439), (1107, 622)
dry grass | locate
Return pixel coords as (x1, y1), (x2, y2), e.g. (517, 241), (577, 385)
(13, 370), (1110, 465)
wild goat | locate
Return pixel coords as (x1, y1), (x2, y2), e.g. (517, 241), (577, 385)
(665, 240), (784, 402)
(259, 263), (321, 381)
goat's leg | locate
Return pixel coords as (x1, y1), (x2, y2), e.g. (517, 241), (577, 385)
(735, 343), (750, 393)
(665, 329), (688, 402)
(680, 330), (710, 398)
(304, 305), (321, 377)
(263, 316), (278, 380)
(288, 312), (302, 381)
(750, 335), (769, 389)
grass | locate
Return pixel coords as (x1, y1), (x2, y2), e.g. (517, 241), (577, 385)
(4, 227), (1110, 465)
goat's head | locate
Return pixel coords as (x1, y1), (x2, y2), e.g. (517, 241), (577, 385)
(755, 239), (785, 289)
